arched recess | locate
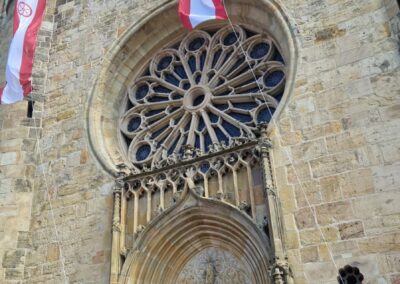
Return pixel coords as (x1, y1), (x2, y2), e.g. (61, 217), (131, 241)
(86, 0), (299, 175)
(119, 187), (272, 284)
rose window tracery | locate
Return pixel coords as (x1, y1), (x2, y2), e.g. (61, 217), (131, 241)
(120, 25), (286, 170)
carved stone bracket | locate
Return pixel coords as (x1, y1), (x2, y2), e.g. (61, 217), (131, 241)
(269, 259), (294, 284)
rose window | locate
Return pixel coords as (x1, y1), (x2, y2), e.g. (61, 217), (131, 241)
(120, 25), (286, 169)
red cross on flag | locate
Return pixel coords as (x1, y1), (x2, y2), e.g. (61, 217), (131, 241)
(0, 0), (46, 104)
(179, 0), (228, 30)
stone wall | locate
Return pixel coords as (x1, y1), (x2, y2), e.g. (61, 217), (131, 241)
(0, 101), (36, 282)
(0, 0), (14, 86)
(0, 0), (399, 283)
(271, 0), (400, 283)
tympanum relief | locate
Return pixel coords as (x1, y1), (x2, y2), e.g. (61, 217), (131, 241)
(177, 248), (251, 284)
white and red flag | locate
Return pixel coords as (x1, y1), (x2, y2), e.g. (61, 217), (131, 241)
(179, 0), (227, 30)
(0, 0), (46, 104)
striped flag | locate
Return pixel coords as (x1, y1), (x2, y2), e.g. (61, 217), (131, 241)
(179, 0), (228, 30)
(0, 0), (46, 104)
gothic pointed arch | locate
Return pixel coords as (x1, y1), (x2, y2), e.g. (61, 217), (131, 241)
(120, 187), (272, 284)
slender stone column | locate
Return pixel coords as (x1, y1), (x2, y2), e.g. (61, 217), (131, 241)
(110, 185), (122, 284)
(258, 123), (293, 284)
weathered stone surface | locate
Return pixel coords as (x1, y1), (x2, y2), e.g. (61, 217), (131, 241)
(315, 201), (354, 225)
(2, 250), (25, 269)
(295, 207), (316, 229)
(299, 226), (339, 246)
(358, 233), (400, 254)
(300, 246), (318, 263)
(303, 261), (337, 283)
(338, 221), (365, 240)
(315, 25), (346, 42)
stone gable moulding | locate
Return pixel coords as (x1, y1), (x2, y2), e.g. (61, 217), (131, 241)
(85, 0), (299, 175)
(119, 186), (272, 284)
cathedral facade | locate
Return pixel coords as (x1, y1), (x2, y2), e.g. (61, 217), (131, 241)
(0, 0), (400, 283)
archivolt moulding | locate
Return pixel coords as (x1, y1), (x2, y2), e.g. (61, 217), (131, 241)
(86, 0), (299, 175)
(119, 186), (272, 284)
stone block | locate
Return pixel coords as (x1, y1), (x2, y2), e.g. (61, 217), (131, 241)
(289, 96), (316, 113)
(2, 250), (25, 269)
(377, 253), (400, 274)
(21, 139), (37, 152)
(300, 121), (342, 141)
(343, 77), (374, 99)
(295, 207), (316, 229)
(286, 230), (300, 250)
(299, 226), (339, 246)
(358, 233), (400, 254)
(17, 231), (32, 249)
(352, 192), (400, 219)
(300, 245), (318, 263)
(291, 139), (327, 161)
(0, 139), (21, 152)
(380, 141), (400, 165)
(5, 268), (23, 280)
(372, 164), (400, 193)
(330, 240), (360, 258)
(304, 261), (337, 283)
(286, 163), (312, 184)
(0, 152), (17, 166)
(310, 152), (359, 178)
(294, 181), (322, 207)
(13, 178), (33, 192)
(338, 221), (365, 240)
(278, 184), (297, 212)
(315, 201), (354, 225)
(335, 45), (373, 67)
(46, 244), (60, 262)
(318, 244), (331, 262)
(319, 175), (342, 203)
(338, 168), (375, 198)
(326, 131), (366, 153)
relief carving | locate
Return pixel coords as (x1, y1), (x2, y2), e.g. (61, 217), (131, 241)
(177, 248), (251, 284)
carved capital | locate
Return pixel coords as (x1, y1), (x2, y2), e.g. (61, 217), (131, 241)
(112, 223), (121, 232)
(114, 178), (126, 194)
(116, 163), (130, 179)
(258, 137), (272, 156)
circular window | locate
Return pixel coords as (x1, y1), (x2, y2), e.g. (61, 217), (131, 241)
(120, 25), (286, 168)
